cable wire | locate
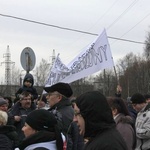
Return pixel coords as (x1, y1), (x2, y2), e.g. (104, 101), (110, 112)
(0, 13), (146, 45)
(106, 0), (139, 30)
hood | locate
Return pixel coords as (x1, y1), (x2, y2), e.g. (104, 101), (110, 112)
(23, 73), (34, 86)
(76, 91), (115, 138)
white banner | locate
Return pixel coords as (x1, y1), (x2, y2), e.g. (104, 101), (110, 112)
(45, 29), (114, 86)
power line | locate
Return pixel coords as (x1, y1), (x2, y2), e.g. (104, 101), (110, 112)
(0, 13), (146, 45)
(107, 0), (139, 30)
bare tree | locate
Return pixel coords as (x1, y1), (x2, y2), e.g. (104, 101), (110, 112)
(33, 59), (50, 86)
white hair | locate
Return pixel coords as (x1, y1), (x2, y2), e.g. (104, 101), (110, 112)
(0, 110), (8, 125)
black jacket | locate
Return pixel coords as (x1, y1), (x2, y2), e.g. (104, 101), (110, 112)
(17, 131), (56, 150)
(9, 101), (36, 141)
(0, 125), (19, 149)
(76, 91), (128, 150)
(49, 97), (84, 150)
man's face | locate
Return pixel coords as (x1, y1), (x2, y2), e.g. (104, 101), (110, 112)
(20, 95), (32, 109)
(132, 103), (146, 112)
(73, 103), (85, 136)
(46, 91), (62, 107)
(22, 123), (37, 138)
(0, 104), (8, 112)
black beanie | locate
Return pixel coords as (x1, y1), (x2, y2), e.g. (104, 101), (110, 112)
(44, 82), (73, 98)
(26, 109), (57, 131)
(130, 93), (146, 104)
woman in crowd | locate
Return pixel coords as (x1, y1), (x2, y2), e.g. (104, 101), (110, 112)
(0, 110), (19, 149)
(16, 109), (63, 150)
(107, 97), (136, 150)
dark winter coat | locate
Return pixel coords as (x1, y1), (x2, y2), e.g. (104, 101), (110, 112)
(76, 91), (128, 150)
(8, 101), (36, 141)
(17, 131), (57, 150)
(15, 73), (38, 100)
(0, 125), (19, 149)
(49, 97), (84, 150)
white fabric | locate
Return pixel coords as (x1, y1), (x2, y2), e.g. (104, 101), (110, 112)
(45, 29), (114, 87)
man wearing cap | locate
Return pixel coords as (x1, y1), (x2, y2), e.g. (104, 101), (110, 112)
(44, 82), (84, 150)
(130, 93), (150, 150)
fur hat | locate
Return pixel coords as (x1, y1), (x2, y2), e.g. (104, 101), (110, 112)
(130, 93), (146, 104)
(0, 98), (8, 106)
(26, 109), (57, 131)
(44, 82), (73, 98)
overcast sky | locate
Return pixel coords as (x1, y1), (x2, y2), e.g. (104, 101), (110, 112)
(0, 0), (150, 83)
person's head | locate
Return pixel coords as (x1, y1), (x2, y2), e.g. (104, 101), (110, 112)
(73, 91), (115, 138)
(144, 94), (150, 103)
(107, 97), (130, 118)
(19, 91), (32, 109)
(24, 80), (32, 87)
(37, 95), (47, 109)
(23, 73), (34, 87)
(0, 98), (8, 112)
(0, 110), (8, 125)
(4, 96), (12, 109)
(130, 93), (146, 112)
(22, 109), (63, 149)
(44, 82), (73, 107)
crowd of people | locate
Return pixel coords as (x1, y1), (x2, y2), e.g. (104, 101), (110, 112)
(0, 73), (150, 150)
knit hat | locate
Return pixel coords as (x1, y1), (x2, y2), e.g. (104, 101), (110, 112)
(44, 82), (73, 98)
(0, 98), (8, 106)
(26, 109), (57, 131)
(130, 93), (146, 104)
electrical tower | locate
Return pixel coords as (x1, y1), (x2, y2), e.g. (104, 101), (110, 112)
(1, 45), (15, 85)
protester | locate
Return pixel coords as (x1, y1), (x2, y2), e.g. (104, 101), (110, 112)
(16, 109), (63, 150)
(144, 93), (150, 103)
(9, 91), (36, 141)
(130, 93), (150, 150)
(107, 97), (136, 150)
(0, 97), (15, 125)
(0, 110), (19, 149)
(44, 82), (84, 150)
(15, 73), (38, 102)
(0, 97), (8, 112)
(73, 91), (127, 150)
(3, 96), (13, 110)
(36, 95), (48, 110)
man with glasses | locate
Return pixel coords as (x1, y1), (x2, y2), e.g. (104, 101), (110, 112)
(9, 91), (36, 141)
(130, 93), (150, 150)
(73, 91), (127, 150)
(44, 82), (84, 150)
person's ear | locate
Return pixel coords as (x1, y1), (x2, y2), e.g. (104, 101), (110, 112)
(112, 108), (118, 116)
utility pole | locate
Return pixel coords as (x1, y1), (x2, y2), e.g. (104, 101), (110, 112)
(1, 45), (15, 96)
(1, 45), (15, 85)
